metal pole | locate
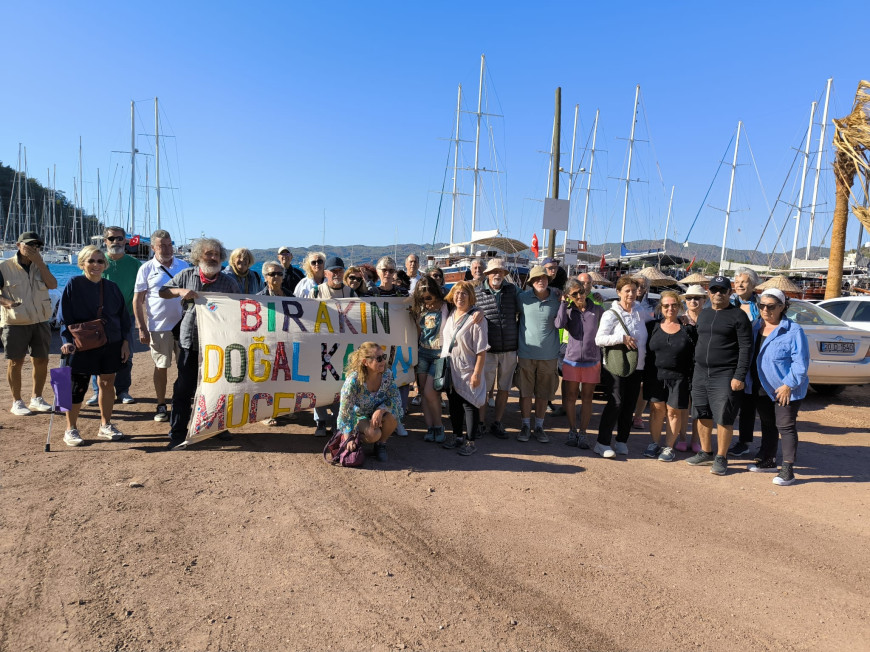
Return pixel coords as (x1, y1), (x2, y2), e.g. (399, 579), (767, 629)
(547, 87), (561, 260)
(470, 55), (484, 238)
(581, 110), (599, 244)
(663, 185), (674, 253)
(791, 101), (816, 267)
(130, 100), (136, 236)
(621, 85), (640, 247)
(563, 104), (579, 250)
(806, 78), (833, 259)
(155, 97), (161, 231)
(720, 121), (742, 270)
(449, 84), (462, 248)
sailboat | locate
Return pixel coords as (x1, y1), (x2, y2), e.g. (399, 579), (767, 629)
(426, 55), (530, 285)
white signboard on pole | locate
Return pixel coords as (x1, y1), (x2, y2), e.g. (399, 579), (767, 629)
(542, 198), (570, 230)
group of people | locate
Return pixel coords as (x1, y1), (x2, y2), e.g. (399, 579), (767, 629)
(0, 231), (809, 485)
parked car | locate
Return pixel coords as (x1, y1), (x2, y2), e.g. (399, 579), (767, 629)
(816, 296), (870, 332)
(786, 300), (870, 395)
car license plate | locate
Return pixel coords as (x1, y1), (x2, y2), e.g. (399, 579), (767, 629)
(820, 341), (855, 354)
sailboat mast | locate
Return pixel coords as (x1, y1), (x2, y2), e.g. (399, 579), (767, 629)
(791, 101), (817, 267)
(23, 147), (31, 232)
(16, 145), (22, 235)
(96, 168), (102, 230)
(805, 77), (833, 259)
(621, 85), (640, 246)
(663, 185), (674, 253)
(470, 54), (484, 238)
(547, 87), (561, 259)
(130, 100), (136, 236)
(79, 137), (85, 245)
(449, 84), (462, 248)
(581, 110), (599, 244)
(155, 96), (161, 230)
(720, 121), (742, 270)
(562, 104), (579, 249)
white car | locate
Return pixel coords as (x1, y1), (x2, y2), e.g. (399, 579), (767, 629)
(785, 300), (870, 395)
(816, 296), (870, 333)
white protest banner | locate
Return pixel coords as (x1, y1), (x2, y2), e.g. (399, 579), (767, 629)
(186, 295), (416, 444)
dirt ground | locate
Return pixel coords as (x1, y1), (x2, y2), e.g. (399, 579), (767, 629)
(0, 343), (868, 652)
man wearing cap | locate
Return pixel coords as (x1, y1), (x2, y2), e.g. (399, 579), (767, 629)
(132, 229), (189, 422)
(474, 258), (520, 438)
(516, 265), (562, 443)
(0, 231), (58, 415)
(277, 247), (305, 296)
(686, 275), (752, 476)
(542, 258), (567, 291)
(314, 256), (355, 298)
(405, 254), (423, 292)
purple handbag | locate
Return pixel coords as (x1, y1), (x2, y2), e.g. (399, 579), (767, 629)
(323, 429), (366, 468)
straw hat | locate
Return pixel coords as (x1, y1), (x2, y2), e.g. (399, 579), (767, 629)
(634, 266), (678, 287)
(682, 271), (710, 285)
(756, 274), (800, 293)
(681, 284), (707, 299)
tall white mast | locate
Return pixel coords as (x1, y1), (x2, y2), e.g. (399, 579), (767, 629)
(96, 168), (102, 230)
(155, 97), (161, 230)
(78, 138), (85, 245)
(620, 85), (640, 246)
(470, 54), (484, 237)
(791, 101), (816, 267)
(720, 121), (742, 270)
(130, 100), (136, 235)
(663, 185), (674, 253)
(581, 109), (599, 244)
(562, 104), (580, 249)
(449, 84), (462, 248)
(805, 77), (833, 259)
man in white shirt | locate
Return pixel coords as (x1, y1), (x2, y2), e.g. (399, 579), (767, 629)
(406, 254), (423, 292)
(133, 230), (189, 422)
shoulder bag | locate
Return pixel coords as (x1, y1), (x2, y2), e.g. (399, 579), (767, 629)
(432, 310), (473, 392)
(602, 308), (638, 378)
(323, 429), (365, 468)
(67, 280), (107, 352)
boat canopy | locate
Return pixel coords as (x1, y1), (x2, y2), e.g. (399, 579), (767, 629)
(441, 233), (529, 255)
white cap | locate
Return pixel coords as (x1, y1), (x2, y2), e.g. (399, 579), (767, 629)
(760, 288), (786, 304)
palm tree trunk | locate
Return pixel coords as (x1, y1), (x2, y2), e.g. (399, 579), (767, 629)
(826, 152), (854, 299)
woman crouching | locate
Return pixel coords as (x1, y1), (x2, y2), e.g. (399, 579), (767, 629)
(336, 342), (404, 463)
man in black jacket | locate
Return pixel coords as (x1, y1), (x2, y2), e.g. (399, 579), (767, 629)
(474, 259), (520, 439)
(686, 275), (752, 476)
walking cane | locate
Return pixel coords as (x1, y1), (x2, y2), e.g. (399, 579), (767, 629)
(46, 353), (72, 452)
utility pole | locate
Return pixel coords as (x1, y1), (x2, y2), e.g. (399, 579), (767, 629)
(547, 87), (561, 260)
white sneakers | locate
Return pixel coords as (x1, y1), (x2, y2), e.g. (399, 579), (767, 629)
(594, 442), (616, 459)
(12, 397), (55, 415)
(11, 399), (32, 416)
(395, 422), (409, 437)
(29, 397), (53, 412)
(63, 429), (84, 447)
(97, 423), (125, 441)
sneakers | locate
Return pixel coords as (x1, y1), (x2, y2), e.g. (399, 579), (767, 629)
(424, 427), (436, 443)
(728, 441), (751, 457)
(565, 430), (579, 447)
(658, 447), (676, 462)
(686, 450), (716, 466)
(166, 439), (187, 451)
(433, 427), (446, 444)
(643, 443), (662, 458)
(710, 455), (728, 476)
(489, 421), (509, 439)
(117, 392), (136, 404)
(410, 395), (422, 407)
(314, 421), (328, 437)
(63, 428), (84, 447)
(395, 422), (409, 437)
(612, 441), (629, 456)
(534, 426), (550, 443)
(441, 431), (457, 449)
(10, 399), (32, 416)
(632, 417), (643, 430)
(517, 424), (531, 442)
(154, 404), (169, 422)
(85, 393), (99, 407)
(97, 423), (125, 441)
(675, 440), (688, 452)
(749, 458), (778, 472)
(373, 442), (388, 462)
(457, 440), (477, 456)
(773, 462), (795, 486)
(593, 442), (616, 459)
(577, 433), (590, 450)
(29, 397), (53, 412)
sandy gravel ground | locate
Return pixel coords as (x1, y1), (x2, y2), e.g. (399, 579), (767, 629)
(0, 345), (868, 652)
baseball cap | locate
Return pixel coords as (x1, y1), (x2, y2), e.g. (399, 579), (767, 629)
(708, 275), (731, 292)
(278, 246), (291, 255)
(17, 231), (43, 246)
(324, 256), (345, 271)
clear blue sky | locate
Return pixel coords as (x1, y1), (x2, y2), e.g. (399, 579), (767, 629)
(2, 0), (866, 260)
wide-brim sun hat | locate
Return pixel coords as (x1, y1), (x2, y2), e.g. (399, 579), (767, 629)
(527, 265), (548, 282)
(681, 284), (707, 299)
(484, 258), (509, 275)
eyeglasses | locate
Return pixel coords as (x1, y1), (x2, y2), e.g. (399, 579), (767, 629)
(106, 236), (125, 242)
(759, 303), (781, 311)
(265, 271), (284, 277)
(347, 275), (362, 283)
(380, 268), (397, 274)
(685, 297), (702, 302)
(86, 259), (106, 265)
(661, 303), (679, 310)
(367, 355), (387, 363)
(709, 288), (729, 295)
(569, 292), (583, 299)
(310, 259), (324, 265)
(278, 251), (291, 256)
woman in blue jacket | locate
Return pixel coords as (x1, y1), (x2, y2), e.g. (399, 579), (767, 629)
(747, 288), (809, 486)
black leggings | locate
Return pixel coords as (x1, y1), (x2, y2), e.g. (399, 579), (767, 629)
(597, 369), (642, 445)
(447, 386), (479, 439)
(755, 394), (801, 463)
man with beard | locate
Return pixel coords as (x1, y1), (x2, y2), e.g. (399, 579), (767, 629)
(159, 237), (240, 449)
(86, 227), (141, 406)
(313, 256), (355, 298)
(133, 230), (189, 422)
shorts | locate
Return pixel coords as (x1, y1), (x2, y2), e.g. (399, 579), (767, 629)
(416, 347), (440, 376)
(691, 369), (742, 425)
(2, 322), (51, 359)
(562, 362), (601, 385)
(645, 375), (691, 409)
(484, 350), (518, 392)
(516, 357), (559, 400)
(69, 340), (124, 377)
(149, 331), (179, 369)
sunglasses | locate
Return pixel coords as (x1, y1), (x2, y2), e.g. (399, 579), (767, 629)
(685, 297), (702, 301)
(661, 303), (679, 310)
(368, 355), (387, 363)
(709, 288), (729, 295)
(380, 268), (397, 274)
(569, 292), (583, 299)
(759, 303), (781, 310)
(310, 259), (324, 265)
(106, 236), (125, 242)
(86, 259), (106, 265)
(347, 275), (362, 282)
(265, 271), (284, 277)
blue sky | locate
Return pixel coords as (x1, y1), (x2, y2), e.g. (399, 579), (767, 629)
(2, 0), (866, 260)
